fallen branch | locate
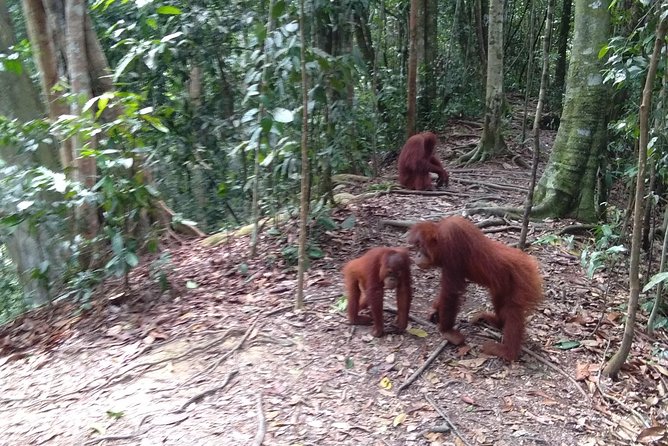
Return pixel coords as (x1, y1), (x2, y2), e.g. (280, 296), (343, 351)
(390, 189), (457, 196)
(177, 370), (238, 413)
(397, 340), (449, 394)
(425, 394), (472, 446)
(252, 394), (266, 446)
(454, 178), (527, 193)
(557, 224), (597, 236)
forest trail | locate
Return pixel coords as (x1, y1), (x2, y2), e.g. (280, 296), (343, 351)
(0, 121), (666, 446)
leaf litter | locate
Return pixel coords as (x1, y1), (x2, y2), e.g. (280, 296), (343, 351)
(0, 118), (667, 445)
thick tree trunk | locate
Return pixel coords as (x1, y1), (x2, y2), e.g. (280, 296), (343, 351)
(0, 0), (66, 305)
(461, 0), (506, 163)
(532, 0), (610, 223)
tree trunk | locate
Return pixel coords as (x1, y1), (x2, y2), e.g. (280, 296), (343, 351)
(460, 0), (506, 163)
(295, 0), (310, 310)
(421, 0), (438, 119)
(0, 0), (67, 305)
(531, 0), (610, 223)
(554, 0), (573, 112)
(406, 0), (419, 137)
(519, 0), (554, 250)
(604, 15), (668, 378)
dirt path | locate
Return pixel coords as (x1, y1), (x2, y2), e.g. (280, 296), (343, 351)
(1, 125), (666, 446)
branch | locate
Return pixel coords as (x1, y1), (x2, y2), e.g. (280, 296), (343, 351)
(397, 340), (449, 393)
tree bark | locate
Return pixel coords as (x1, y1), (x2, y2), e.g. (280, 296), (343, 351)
(604, 14), (668, 378)
(0, 0), (67, 305)
(295, 0), (310, 310)
(421, 0), (438, 118)
(406, 0), (419, 137)
(554, 0), (573, 112)
(531, 0), (610, 223)
(460, 0), (506, 163)
(519, 0), (554, 250)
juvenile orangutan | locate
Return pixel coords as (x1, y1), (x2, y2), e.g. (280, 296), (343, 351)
(342, 247), (412, 337)
(408, 216), (543, 361)
(397, 132), (449, 190)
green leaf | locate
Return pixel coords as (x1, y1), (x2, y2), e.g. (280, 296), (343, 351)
(642, 272), (668, 293)
(111, 233), (124, 254)
(307, 246), (324, 259)
(125, 252), (139, 268)
(272, 107), (294, 123)
(341, 215), (356, 229)
(598, 45), (610, 59)
(344, 356), (354, 369)
(142, 115), (169, 133)
(156, 5), (182, 15)
(407, 327), (429, 338)
(554, 340), (580, 350)
(106, 410), (124, 420)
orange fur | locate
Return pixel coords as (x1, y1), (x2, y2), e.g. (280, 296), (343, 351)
(342, 247), (412, 337)
(398, 132), (449, 190)
(408, 216), (543, 361)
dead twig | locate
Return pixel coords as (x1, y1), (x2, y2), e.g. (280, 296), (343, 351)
(425, 394), (472, 446)
(183, 315), (260, 385)
(177, 370), (238, 413)
(479, 327), (590, 401)
(385, 305), (434, 329)
(397, 340), (449, 393)
(252, 394), (266, 446)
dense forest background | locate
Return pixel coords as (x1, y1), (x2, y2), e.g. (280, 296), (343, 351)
(1, 0), (668, 379)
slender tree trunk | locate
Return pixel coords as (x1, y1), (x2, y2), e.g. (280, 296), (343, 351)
(460, 0), (506, 163)
(554, 0), (572, 112)
(250, 0), (275, 257)
(521, 0), (536, 143)
(407, 0), (419, 137)
(604, 15), (668, 378)
(519, 0), (554, 250)
(648, 51), (668, 335)
(295, 0), (310, 310)
(421, 0), (438, 119)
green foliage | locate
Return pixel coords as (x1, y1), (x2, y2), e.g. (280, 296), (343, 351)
(580, 220), (626, 279)
(0, 244), (25, 325)
(0, 90), (168, 305)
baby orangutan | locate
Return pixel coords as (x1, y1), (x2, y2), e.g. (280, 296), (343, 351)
(342, 247), (412, 337)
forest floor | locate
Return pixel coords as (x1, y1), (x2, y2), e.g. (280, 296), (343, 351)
(1, 118), (668, 446)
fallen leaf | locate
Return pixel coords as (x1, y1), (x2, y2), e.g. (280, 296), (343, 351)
(407, 327), (428, 338)
(461, 395), (478, 406)
(393, 413), (407, 427)
(386, 353), (396, 363)
(379, 376), (393, 390)
(637, 425), (666, 444)
(575, 363), (591, 381)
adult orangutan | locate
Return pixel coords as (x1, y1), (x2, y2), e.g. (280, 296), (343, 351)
(342, 247), (412, 337)
(408, 216), (543, 361)
(397, 132), (449, 190)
